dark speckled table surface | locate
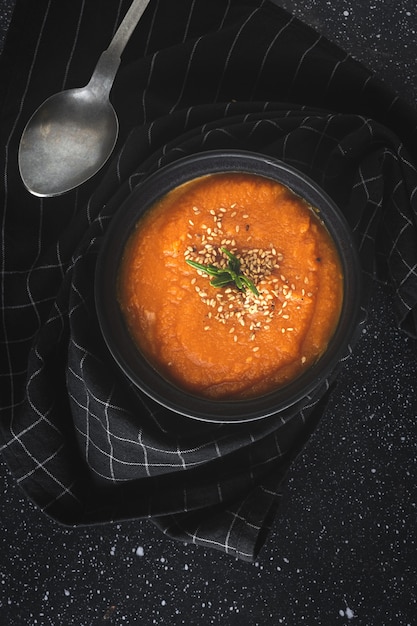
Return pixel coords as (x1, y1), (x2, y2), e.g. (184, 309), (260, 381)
(1, 1), (417, 624)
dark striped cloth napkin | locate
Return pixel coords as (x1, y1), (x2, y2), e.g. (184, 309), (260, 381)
(1, 0), (417, 561)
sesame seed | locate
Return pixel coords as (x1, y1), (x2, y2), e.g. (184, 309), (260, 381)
(301, 356), (307, 364)
(186, 239), (291, 337)
(253, 346), (260, 352)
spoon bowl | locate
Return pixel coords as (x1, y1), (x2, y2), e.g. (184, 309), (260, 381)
(18, 0), (151, 197)
(19, 87), (119, 197)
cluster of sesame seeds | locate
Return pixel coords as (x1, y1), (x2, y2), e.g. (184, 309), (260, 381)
(183, 202), (315, 368)
(184, 203), (308, 351)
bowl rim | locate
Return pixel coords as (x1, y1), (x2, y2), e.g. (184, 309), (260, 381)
(95, 149), (363, 423)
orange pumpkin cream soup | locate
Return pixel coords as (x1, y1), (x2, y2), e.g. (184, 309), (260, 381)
(118, 173), (343, 400)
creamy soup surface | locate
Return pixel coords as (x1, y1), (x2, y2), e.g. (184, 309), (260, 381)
(118, 172), (343, 399)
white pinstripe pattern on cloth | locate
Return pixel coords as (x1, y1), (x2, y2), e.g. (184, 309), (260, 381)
(1, 0), (417, 560)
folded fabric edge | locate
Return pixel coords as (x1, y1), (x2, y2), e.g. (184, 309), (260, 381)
(152, 479), (283, 563)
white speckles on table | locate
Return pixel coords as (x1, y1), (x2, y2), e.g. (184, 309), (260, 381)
(0, 282), (416, 624)
(0, 0), (12, 52)
(1, 0), (417, 624)
(271, 0), (417, 106)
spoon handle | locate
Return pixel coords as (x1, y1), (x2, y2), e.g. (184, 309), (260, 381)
(108, 0), (152, 58)
(89, 0), (151, 97)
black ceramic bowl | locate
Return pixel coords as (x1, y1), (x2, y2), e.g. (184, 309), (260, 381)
(95, 150), (362, 423)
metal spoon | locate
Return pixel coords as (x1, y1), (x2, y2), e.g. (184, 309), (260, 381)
(18, 0), (151, 197)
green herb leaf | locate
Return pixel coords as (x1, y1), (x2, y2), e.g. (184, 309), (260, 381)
(185, 259), (219, 277)
(186, 247), (259, 296)
(240, 274), (259, 296)
(210, 272), (234, 288)
(221, 247), (241, 274)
